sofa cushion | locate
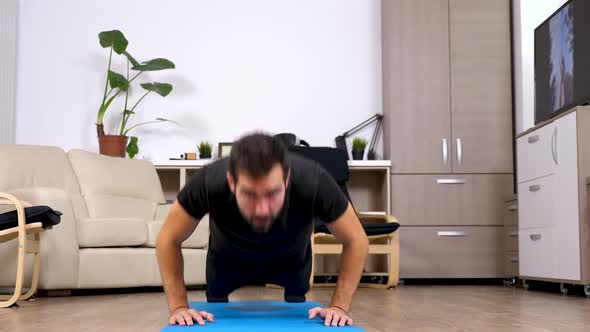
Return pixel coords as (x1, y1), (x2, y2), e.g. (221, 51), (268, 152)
(78, 218), (147, 248)
(0, 144), (81, 194)
(145, 214), (209, 249)
(67, 149), (165, 219)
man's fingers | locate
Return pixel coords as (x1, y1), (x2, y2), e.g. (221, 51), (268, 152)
(338, 317), (347, 327)
(324, 312), (334, 326)
(308, 307), (322, 319)
(177, 315), (186, 326)
(182, 312), (195, 326)
(188, 310), (205, 326)
(347, 317), (354, 326)
(200, 311), (214, 323)
(331, 314), (340, 326)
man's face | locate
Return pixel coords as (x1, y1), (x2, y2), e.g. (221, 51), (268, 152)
(227, 164), (289, 233)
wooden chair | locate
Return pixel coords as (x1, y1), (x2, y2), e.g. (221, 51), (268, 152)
(0, 192), (57, 308)
(288, 146), (400, 289)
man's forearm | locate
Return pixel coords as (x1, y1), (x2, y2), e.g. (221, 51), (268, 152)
(156, 240), (189, 313)
(330, 239), (369, 312)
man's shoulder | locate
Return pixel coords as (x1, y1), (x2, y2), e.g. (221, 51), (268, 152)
(190, 157), (229, 192)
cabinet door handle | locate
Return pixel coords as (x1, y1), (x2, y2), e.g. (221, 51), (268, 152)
(507, 204), (518, 212)
(553, 127), (558, 165)
(442, 138), (448, 166)
(437, 179), (467, 184)
(510, 256), (519, 263)
(528, 135), (539, 143)
(508, 231), (518, 237)
(437, 231), (466, 237)
(530, 233), (542, 241)
(529, 184), (541, 192)
(456, 138), (463, 165)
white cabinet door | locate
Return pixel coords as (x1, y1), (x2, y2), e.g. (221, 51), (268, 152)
(518, 174), (555, 229)
(516, 122), (556, 183)
(553, 112), (581, 281)
(519, 227), (556, 278)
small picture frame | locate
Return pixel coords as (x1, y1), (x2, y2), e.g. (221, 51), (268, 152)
(218, 142), (233, 158)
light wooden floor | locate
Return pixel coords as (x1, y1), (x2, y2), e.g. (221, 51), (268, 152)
(2, 285), (590, 331)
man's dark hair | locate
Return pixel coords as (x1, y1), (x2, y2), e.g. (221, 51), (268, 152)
(229, 132), (289, 182)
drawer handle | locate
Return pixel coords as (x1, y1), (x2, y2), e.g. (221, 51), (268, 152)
(437, 231), (466, 237)
(529, 184), (541, 192)
(508, 231), (518, 237)
(507, 204), (517, 212)
(530, 233), (542, 241)
(437, 179), (467, 184)
(510, 256), (519, 263)
(528, 135), (540, 143)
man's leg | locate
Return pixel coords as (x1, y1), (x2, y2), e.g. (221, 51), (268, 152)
(206, 260), (248, 302)
(267, 259), (312, 303)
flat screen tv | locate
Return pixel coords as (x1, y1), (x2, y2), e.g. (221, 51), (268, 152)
(535, 0), (590, 125)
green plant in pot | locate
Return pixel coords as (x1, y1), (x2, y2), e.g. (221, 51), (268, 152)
(96, 29), (178, 158)
(198, 141), (212, 159)
(352, 137), (367, 160)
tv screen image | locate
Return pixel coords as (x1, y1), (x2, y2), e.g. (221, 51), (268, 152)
(548, 2), (574, 113)
(535, 0), (590, 125)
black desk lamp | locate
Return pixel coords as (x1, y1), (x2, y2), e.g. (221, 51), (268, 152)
(335, 114), (383, 160)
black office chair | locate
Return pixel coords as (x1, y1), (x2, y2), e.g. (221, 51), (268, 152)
(288, 146), (400, 288)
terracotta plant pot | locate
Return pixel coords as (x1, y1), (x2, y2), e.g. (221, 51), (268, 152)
(98, 135), (128, 158)
(352, 150), (365, 160)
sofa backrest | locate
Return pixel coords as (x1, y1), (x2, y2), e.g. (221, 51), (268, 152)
(67, 149), (166, 220)
(0, 144), (88, 219)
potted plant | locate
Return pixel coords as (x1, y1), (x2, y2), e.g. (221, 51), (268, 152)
(352, 137), (367, 160)
(96, 29), (177, 158)
(198, 141), (212, 159)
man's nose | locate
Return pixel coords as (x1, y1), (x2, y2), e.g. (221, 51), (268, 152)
(255, 199), (270, 216)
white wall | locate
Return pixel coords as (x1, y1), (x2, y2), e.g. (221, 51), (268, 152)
(513, 0), (567, 134)
(0, 0), (17, 144)
(15, 0), (382, 161)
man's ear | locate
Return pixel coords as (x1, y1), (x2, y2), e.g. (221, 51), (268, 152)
(226, 171), (235, 193)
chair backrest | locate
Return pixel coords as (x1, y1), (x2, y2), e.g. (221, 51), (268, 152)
(287, 146), (355, 210)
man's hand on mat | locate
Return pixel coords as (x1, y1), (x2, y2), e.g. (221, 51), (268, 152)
(308, 306), (353, 327)
(169, 307), (214, 326)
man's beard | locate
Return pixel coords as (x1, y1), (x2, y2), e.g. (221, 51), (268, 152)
(248, 216), (275, 233)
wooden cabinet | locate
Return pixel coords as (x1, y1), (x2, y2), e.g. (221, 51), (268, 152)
(391, 174), (513, 226)
(400, 226), (504, 278)
(503, 198), (518, 279)
(382, 0), (513, 279)
(383, 0), (513, 174)
(382, 0), (451, 174)
(449, 0), (513, 174)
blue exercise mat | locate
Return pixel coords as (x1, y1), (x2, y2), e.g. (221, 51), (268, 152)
(161, 301), (365, 331)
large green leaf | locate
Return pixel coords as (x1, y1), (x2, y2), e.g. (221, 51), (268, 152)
(108, 70), (129, 91)
(140, 82), (173, 97)
(131, 58), (175, 71)
(126, 136), (139, 159)
(98, 30), (128, 54)
(123, 51), (140, 67)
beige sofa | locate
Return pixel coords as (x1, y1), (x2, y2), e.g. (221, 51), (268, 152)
(0, 144), (208, 291)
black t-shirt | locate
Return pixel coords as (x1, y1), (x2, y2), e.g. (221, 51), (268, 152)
(176, 153), (349, 269)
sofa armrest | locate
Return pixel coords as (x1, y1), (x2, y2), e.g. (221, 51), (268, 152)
(0, 188), (79, 289)
(155, 203), (172, 221)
